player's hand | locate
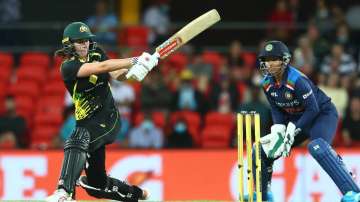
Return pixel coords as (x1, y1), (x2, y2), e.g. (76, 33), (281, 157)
(282, 122), (300, 157)
(137, 52), (160, 71)
(126, 52), (160, 81)
(260, 124), (286, 159)
(126, 64), (149, 81)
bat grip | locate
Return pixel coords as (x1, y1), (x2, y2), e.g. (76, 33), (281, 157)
(152, 52), (160, 59)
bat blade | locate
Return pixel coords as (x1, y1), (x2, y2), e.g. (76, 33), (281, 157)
(155, 9), (221, 59)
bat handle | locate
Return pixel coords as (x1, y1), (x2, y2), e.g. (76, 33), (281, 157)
(153, 52), (160, 59)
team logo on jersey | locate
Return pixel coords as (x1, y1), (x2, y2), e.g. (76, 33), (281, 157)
(285, 91), (293, 100)
(265, 44), (273, 51)
(79, 25), (88, 32)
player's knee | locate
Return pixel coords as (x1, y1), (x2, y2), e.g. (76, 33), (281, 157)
(64, 127), (90, 151)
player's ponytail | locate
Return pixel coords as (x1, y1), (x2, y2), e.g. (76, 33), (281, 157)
(54, 41), (75, 60)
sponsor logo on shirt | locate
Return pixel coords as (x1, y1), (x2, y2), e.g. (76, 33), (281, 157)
(271, 92), (278, 97)
(302, 90), (313, 99)
(275, 100), (300, 108)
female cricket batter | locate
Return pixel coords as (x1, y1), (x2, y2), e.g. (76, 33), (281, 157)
(46, 21), (159, 202)
(248, 40), (360, 201)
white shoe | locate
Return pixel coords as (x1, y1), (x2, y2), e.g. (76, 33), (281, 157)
(45, 188), (75, 202)
(141, 188), (150, 200)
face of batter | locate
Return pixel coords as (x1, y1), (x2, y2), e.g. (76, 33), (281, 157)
(73, 39), (90, 58)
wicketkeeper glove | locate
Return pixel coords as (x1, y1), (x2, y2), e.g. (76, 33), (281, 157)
(281, 122), (301, 157)
(260, 124), (286, 159)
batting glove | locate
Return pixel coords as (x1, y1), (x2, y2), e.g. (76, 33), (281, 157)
(137, 52), (159, 71)
(126, 52), (160, 81)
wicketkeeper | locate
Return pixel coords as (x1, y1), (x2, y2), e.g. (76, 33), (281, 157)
(246, 40), (360, 202)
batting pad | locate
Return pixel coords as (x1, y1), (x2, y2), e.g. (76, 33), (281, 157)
(308, 138), (360, 194)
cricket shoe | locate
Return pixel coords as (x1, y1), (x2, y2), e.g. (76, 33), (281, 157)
(141, 188), (150, 200)
(244, 191), (274, 202)
(342, 191), (360, 202)
(45, 188), (75, 202)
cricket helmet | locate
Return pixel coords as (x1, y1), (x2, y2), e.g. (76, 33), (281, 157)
(258, 40), (291, 76)
(61, 22), (96, 57)
(258, 40), (291, 64)
(62, 22), (95, 44)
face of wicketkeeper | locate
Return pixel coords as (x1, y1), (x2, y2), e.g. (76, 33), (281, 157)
(262, 57), (284, 78)
(73, 39), (90, 58)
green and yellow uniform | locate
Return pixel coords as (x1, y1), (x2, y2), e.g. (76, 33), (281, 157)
(60, 47), (120, 151)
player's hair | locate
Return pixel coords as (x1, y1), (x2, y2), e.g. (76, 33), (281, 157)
(54, 41), (75, 59)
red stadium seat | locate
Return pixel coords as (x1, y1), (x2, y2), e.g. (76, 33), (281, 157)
(0, 82), (8, 98)
(130, 48), (149, 57)
(9, 81), (40, 98)
(202, 51), (224, 69)
(134, 112), (144, 126)
(15, 96), (34, 115)
(15, 96), (36, 127)
(0, 96), (5, 116)
(20, 52), (51, 67)
(0, 66), (12, 84)
(0, 52), (14, 67)
(30, 125), (59, 149)
(133, 111), (166, 129)
(43, 81), (66, 97)
(36, 96), (64, 114)
(164, 53), (188, 73)
(128, 81), (142, 112)
(53, 56), (63, 68)
(205, 111), (234, 129)
(152, 111), (166, 129)
(237, 82), (248, 103)
(107, 51), (119, 59)
(242, 52), (257, 67)
(34, 111), (63, 127)
(17, 64), (48, 73)
(119, 26), (149, 47)
(31, 126), (59, 139)
(201, 125), (232, 148)
(16, 66), (47, 84)
(49, 67), (63, 81)
(202, 51), (224, 80)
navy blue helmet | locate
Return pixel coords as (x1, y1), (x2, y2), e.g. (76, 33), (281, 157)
(258, 40), (291, 75)
(258, 40), (291, 64)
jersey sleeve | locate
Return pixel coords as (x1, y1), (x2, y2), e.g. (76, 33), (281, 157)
(293, 77), (320, 129)
(60, 60), (83, 81)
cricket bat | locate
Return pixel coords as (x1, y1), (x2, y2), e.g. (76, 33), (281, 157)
(126, 9), (220, 80)
(155, 9), (221, 59)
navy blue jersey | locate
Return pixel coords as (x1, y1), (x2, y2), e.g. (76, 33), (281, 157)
(260, 66), (332, 130)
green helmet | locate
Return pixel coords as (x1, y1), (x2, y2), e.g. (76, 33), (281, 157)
(62, 22), (95, 44)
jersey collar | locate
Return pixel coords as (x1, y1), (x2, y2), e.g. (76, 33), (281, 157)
(269, 66), (294, 90)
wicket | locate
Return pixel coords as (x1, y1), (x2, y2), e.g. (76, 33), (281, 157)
(237, 111), (262, 202)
